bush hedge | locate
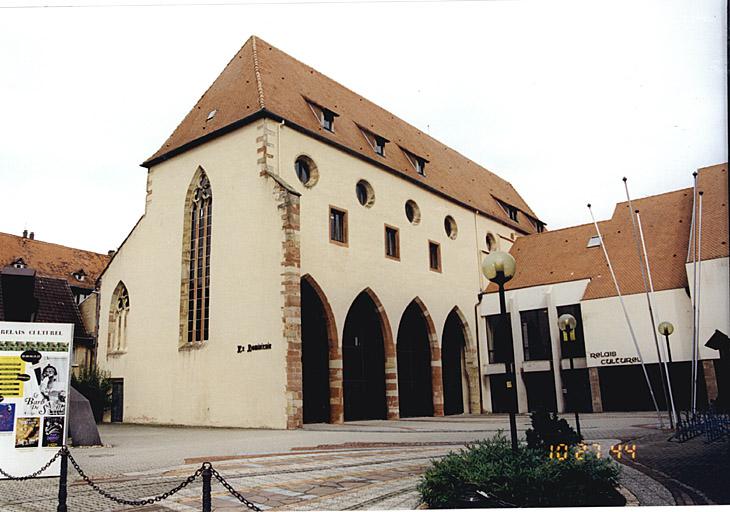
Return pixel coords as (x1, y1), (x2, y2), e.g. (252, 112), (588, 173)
(71, 365), (112, 423)
(417, 434), (623, 508)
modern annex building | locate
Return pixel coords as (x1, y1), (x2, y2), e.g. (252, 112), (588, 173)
(96, 36), (545, 428)
(480, 164), (728, 414)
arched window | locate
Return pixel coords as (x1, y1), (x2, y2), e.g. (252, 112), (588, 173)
(183, 169), (213, 344)
(108, 282), (130, 353)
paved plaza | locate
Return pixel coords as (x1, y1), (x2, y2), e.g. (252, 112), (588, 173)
(1, 412), (726, 511)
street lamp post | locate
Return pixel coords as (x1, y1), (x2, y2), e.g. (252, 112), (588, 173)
(557, 313), (582, 438)
(658, 321), (674, 363)
(482, 251), (518, 452)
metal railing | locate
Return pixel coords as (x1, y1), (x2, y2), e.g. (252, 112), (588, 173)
(0, 446), (261, 512)
(670, 408), (730, 444)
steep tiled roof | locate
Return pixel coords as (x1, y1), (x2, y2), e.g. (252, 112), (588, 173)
(0, 273), (90, 339)
(0, 232), (110, 291)
(487, 163), (727, 300)
(33, 277), (91, 339)
(144, 36), (541, 234)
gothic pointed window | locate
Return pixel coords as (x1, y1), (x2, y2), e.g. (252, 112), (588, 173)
(184, 170), (213, 344)
(108, 282), (130, 354)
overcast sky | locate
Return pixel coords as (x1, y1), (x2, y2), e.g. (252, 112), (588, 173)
(0, 0), (726, 254)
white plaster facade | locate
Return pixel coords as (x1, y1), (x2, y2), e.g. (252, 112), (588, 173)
(97, 117), (528, 428)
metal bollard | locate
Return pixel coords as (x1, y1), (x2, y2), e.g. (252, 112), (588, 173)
(57, 448), (68, 512)
(202, 464), (212, 512)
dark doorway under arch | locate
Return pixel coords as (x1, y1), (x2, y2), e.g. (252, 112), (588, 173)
(301, 278), (331, 424)
(442, 310), (467, 415)
(343, 292), (387, 421)
(397, 301), (434, 418)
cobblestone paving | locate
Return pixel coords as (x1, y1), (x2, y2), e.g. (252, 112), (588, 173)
(1, 412), (707, 510)
(617, 430), (730, 505)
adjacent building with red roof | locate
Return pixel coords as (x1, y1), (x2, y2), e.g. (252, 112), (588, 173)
(480, 164), (728, 414)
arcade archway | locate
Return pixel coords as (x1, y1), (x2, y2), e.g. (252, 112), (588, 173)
(300, 275), (340, 424)
(342, 290), (388, 421)
(397, 300), (436, 418)
(442, 308), (473, 415)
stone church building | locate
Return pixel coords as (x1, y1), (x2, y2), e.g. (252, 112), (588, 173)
(97, 36), (544, 429)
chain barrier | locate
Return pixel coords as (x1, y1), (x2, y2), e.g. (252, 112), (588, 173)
(210, 467), (262, 511)
(65, 448), (206, 506)
(1, 447), (263, 510)
(0, 448), (64, 480)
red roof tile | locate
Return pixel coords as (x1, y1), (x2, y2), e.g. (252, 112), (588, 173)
(487, 163), (728, 300)
(143, 36), (541, 234)
(0, 232), (109, 291)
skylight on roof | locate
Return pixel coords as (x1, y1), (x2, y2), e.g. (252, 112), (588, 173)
(587, 235), (601, 248)
(206, 109), (217, 122)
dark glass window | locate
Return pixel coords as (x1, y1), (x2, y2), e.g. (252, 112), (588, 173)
(428, 241), (441, 271)
(485, 313), (513, 364)
(415, 157), (426, 176)
(520, 308), (551, 361)
(295, 158), (310, 184)
(374, 135), (386, 156)
(356, 182), (368, 205)
(322, 109), (335, 131)
(330, 207), (347, 244)
(406, 202), (415, 222)
(557, 304), (586, 358)
(385, 226), (399, 259)
(187, 172), (212, 343)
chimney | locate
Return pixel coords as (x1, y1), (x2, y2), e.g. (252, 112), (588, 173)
(29, 232), (34, 240)
(1, 266), (38, 322)
(22, 229), (28, 238)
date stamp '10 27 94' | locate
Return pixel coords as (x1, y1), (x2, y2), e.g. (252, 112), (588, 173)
(549, 443), (637, 461)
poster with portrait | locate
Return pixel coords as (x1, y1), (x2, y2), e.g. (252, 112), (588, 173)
(0, 322), (73, 479)
(22, 355), (68, 417)
(14, 417), (40, 448)
(42, 417), (65, 447)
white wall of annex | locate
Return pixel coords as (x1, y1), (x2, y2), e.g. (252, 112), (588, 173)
(686, 257), (730, 345)
(582, 288), (719, 367)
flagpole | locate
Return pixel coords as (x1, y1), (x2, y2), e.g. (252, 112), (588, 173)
(636, 210), (677, 426)
(587, 204), (663, 426)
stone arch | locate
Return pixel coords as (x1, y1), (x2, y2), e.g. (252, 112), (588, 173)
(342, 287), (399, 420)
(443, 306), (480, 414)
(300, 274), (342, 424)
(179, 166), (213, 346)
(108, 281), (130, 355)
(397, 297), (444, 417)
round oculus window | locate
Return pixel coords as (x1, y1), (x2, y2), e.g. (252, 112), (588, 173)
(355, 180), (375, 207)
(444, 215), (458, 239)
(405, 200), (421, 225)
(294, 156), (318, 187)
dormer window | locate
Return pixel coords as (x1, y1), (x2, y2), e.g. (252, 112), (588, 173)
(497, 200), (519, 222)
(359, 126), (389, 157)
(12, 258), (26, 269)
(306, 99), (338, 132)
(587, 235), (601, 248)
(402, 148), (428, 176)
(527, 216), (546, 233)
(374, 135), (387, 156)
(72, 269), (87, 282)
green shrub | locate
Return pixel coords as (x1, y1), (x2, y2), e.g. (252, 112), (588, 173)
(525, 408), (582, 452)
(418, 434), (623, 508)
(71, 365), (112, 423)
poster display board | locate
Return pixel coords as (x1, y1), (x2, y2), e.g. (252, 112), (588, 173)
(0, 322), (73, 479)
